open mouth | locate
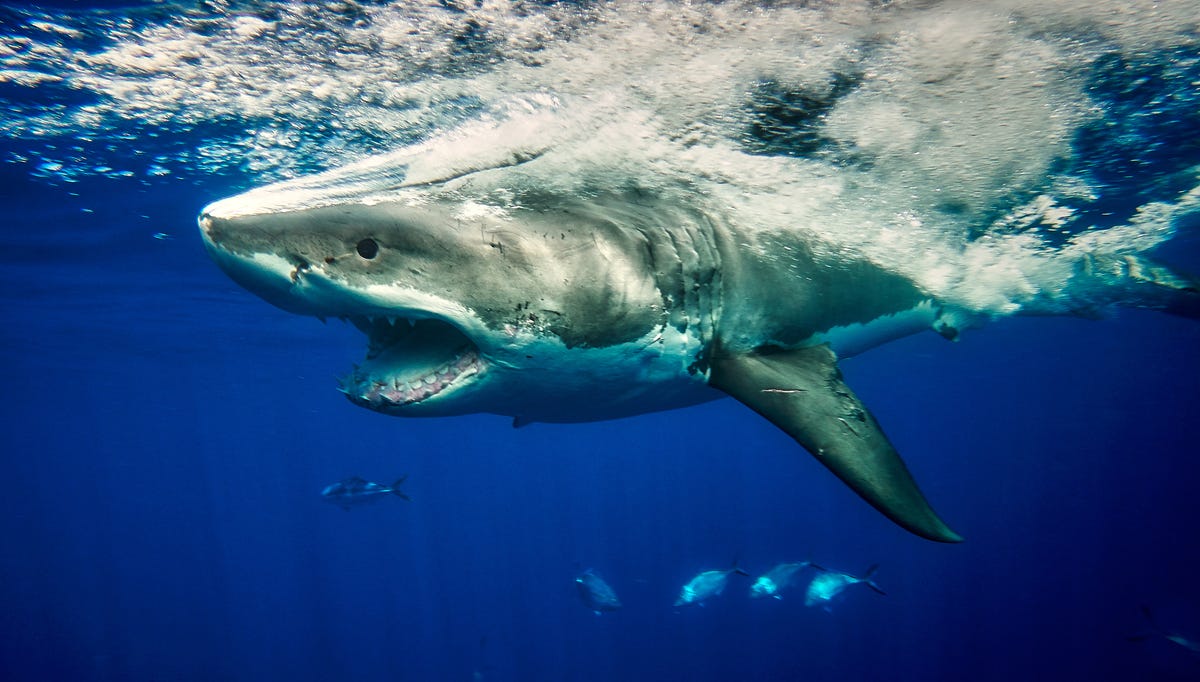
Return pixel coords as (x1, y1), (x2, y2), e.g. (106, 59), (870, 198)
(336, 316), (483, 410)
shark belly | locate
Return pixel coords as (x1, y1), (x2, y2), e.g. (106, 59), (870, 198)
(812, 300), (941, 358)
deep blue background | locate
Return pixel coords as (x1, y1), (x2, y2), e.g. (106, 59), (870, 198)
(2, 151), (1199, 682)
(2, 9), (1200, 670)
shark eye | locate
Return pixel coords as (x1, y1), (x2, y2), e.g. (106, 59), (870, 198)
(356, 238), (379, 260)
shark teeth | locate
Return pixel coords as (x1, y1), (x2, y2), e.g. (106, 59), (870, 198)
(343, 347), (482, 408)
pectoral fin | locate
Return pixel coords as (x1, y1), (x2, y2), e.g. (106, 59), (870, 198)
(710, 344), (962, 543)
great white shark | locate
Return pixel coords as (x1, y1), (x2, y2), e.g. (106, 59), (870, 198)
(198, 114), (1200, 544)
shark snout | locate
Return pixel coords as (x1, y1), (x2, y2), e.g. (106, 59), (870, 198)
(196, 209), (320, 315)
(197, 210), (216, 243)
(196, 204), (240, 253)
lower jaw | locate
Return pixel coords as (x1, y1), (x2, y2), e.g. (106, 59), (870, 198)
(342, 347), (483, 409)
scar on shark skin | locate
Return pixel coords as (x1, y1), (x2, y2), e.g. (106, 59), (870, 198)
(762, 388), (806, 394)
(836, 416), (860, 438)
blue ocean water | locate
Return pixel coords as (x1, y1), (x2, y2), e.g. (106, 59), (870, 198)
(3, 2), (1200, 681)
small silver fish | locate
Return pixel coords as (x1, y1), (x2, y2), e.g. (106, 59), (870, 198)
(675, 564), (750, 607)
(321, 475), (411, 510)
(1129, 605), (1200, 656)
(576, 569), (622, 614)
(804, 564), (886, 611)
(750, 561), (819, 600)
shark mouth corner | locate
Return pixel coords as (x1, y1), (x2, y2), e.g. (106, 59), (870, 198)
(336, 316), (484, 412)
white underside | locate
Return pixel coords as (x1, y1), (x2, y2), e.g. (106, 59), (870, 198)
(478, 319), (717, 423)
(810, 300), (941, 358)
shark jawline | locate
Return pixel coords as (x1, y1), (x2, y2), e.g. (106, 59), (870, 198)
(337, 316), (484, 411)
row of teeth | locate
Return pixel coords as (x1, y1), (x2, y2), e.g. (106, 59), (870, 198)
(339, 349), (482, 408)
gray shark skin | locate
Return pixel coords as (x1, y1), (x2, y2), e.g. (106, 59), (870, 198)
(198, 117), (1200, 544)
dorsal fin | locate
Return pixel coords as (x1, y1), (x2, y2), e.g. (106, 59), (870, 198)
(710, 343), (962, 543)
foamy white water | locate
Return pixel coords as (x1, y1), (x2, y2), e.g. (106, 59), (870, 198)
(4, 0), (1199, 317)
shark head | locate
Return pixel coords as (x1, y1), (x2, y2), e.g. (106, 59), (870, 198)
(198, 156), (719, 423)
